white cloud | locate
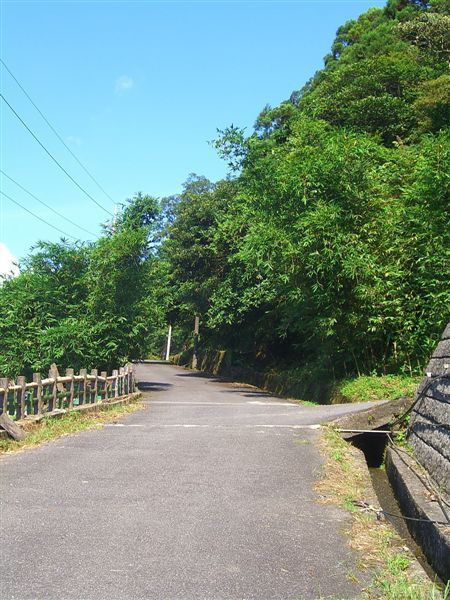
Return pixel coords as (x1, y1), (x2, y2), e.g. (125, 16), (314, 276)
(66, 135), (82, 147)
(0, 243), (19, 278)
(115, 75), (134, 93)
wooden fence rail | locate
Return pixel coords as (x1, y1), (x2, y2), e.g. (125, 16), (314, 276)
(0, 363), (136, 420)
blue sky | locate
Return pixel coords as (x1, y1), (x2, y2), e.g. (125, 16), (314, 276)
(1, 0), (384, 269)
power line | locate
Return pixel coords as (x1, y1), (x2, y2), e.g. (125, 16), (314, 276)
(0, 190), (77, 240)
(0, 93), (113, 216)
(0, 59), (115, 205)
(0, 170), (97, 238)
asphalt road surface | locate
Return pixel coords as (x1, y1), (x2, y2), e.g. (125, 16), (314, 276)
(0, 362), (381, 600)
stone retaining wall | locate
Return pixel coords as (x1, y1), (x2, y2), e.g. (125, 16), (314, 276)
(408, 323), (450, 495)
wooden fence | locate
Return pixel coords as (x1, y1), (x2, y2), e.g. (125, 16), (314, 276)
(0, 363), (136, 420)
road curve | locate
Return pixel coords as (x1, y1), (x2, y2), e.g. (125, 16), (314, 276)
(0, 362), (379, 600)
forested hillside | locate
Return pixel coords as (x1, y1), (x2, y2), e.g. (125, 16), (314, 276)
(163, 0), (449, 382)
(1, 0), (448, 399)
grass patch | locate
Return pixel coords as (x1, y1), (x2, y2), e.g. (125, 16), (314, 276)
(0, 401), (145, 455)
(316, 427), (446, 599)
(335, 374), (422, 404)
(289, 398), (318, 407)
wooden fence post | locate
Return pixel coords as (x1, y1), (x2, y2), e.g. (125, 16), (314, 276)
(112, 369), (119, 398)
(91, 369), (98, 403)
(124, 365), (129, 395)
(33, 373), (43, 415)
(119, 367), (124, 396)
(79, 369), (87, 405)
(49, 366), (58, 412)
(66, 369), (74, 409)
(128, 363), (134, 394)
(100, 371), (107, 400)
(130, 363), (134, 392)
(12, 381), (17, 418)
(0, 378), (8, 414)
(17, 376), (26, 420)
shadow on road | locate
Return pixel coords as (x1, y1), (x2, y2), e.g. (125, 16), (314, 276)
(174, 373), (277, 398)
(218, 389), (274, 398)
(137, 382), (173, 392)
(175, 372), (211, 379)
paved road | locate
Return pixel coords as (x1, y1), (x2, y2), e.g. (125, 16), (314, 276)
(0, 363), (380, 600)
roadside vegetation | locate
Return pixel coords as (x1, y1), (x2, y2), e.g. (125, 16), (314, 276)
(333, 375), (422, 404)
(0, 400), (144, 455)
(316, 427), (447, 599)
(0, 195), (168, 378)
(0, 0), (448, 405)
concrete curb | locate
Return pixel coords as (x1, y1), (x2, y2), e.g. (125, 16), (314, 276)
(331, 396), (410, 439)
(386, 446), (450, 582)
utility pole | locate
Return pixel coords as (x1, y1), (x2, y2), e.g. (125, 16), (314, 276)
(192, 316), (200, 369)
(165, 325), (172, 362)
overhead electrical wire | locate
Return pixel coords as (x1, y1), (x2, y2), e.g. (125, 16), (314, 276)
(0, 93), (113, 216)
(0, 190), (77, 240)
(0, 170), (97, 238)
(0, 59), (115, 205)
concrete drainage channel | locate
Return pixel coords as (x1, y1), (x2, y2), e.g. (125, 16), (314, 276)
(332, 397), (450, 586)
(349, 428), (440, 583)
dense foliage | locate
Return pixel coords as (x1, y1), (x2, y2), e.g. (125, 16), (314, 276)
(163, 0), (449, 381)
(1, 0), (448, 392)
(0, 195), (168, 377)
